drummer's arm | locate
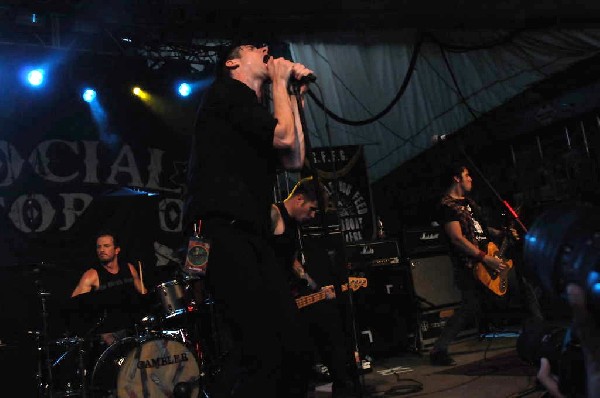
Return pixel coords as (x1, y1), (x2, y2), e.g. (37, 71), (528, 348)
(128, 262), (147, 295)
(71, 269), (98, 297)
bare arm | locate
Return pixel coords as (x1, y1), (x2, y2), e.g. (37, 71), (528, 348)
(278, 92), (305, 170)
(71, 268), (99, 297)
(127, 262), (147, 295)
(537, 358), (566, 398)
(444, 221), (507, 272)
(271, 204), (283, 235)
(268, 57), (311, 170)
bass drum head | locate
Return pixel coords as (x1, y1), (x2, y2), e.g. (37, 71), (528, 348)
(90, 336), (201, 398)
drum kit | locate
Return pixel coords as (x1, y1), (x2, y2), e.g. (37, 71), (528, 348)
(31, 264), (219, 398)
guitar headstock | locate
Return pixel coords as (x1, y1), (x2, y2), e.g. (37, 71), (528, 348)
(348, 277), (368, 290)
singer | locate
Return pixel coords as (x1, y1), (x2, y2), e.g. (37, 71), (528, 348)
(182, 40), (315, 397)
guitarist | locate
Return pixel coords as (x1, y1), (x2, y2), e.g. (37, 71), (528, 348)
(270, 176), (358, 398)
(429, 163), (520, 366)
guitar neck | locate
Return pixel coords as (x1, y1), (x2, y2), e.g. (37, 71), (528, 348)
(295, 283), (348, 309)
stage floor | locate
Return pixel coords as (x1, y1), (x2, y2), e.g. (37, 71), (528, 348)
(309, 334), (549, 398)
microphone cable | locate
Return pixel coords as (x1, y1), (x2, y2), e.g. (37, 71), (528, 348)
(306, 31), (424, 127)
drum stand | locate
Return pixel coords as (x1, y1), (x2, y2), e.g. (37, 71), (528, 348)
(175, 271), (217, 398)
(51, 337), (87, 398)
(31, 279), (54, 398)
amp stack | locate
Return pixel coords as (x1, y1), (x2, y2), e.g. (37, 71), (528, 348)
(345, 238), (412, 357)
(402, 224), (478, 350)
(346, 225), (478, 358)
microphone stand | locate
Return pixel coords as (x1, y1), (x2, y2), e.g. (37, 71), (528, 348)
(292, 84), (369, 397)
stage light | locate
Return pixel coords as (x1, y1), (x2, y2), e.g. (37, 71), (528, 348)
(82, 88), (96, 103)
(27, 68), (44, 87)
(132, 86), (149, 100)
(178, 82), (191, 97)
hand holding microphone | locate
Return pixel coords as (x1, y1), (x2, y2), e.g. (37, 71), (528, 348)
(289, 63), (316, 92)
(268, 58), (314, 83)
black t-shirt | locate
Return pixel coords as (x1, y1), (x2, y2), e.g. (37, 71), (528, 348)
(438, 197), (490, 269)
(183, 77), (279, 236)
(66, 261), (143, 335)
(92, 262), (142, 333)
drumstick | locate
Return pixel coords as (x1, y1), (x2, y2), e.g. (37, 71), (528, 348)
(138, 260), (145, 294)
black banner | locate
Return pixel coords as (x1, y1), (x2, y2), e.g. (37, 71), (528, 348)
(305, 145), (375, 243)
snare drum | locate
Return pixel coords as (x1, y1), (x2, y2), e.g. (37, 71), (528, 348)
(90, 335), (201, 398)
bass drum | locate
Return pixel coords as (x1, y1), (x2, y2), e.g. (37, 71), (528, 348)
(90, 335), (201, 398)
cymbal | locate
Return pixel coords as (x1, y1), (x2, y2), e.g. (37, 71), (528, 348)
(0, 342), (17, 350)
(20, 261), (58, 276)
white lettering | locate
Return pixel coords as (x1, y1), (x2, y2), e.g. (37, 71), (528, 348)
(9, 194), (56, 233)
(106, 145), (143, 187)
(29, 140), (79, 182)
(82, 141), (100, 183)
(0, 141), (25, 187)
(158, 198), (183, 232)
(338, 181), (352, 196)
(352, 191), (368, 215)
(59, 193), (93, 230)
(146, 148), (180, 193)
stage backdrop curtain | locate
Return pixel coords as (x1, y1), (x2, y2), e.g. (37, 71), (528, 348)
(288, 28), (600, 183)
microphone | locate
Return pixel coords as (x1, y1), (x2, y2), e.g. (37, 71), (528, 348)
(431, 134), (450, 144)
(290, 73), (317, 85)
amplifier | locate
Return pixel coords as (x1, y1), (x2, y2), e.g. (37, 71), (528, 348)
(345, 240), (401, 268)
(418, 305), (478, 349)
(402, 225), (449, 257)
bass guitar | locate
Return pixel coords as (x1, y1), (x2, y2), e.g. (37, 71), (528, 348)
(295, 277), (368, 309)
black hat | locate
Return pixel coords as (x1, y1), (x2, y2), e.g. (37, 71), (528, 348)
(214, 37), (270, 79)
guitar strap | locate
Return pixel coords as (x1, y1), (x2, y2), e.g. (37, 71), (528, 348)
(441, 195), (481, 268)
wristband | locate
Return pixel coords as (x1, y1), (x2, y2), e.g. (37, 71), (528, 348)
(475, 250), (486, 262)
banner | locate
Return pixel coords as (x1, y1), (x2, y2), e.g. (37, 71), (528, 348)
(305, 145), (375, 243)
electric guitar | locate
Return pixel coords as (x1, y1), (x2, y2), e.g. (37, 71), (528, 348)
(295, 277), (368, 309)
(473, 232), (514, 296)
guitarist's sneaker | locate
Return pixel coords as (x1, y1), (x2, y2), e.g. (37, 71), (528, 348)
(429, 349), (457, 366)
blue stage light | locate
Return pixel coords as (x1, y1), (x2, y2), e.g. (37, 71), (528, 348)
(178, 82), (191, 97)
(82, 88), (96, 103)
(27, 69), (44, 87)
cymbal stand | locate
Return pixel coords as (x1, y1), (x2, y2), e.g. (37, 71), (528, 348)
(30, 280), (54, 398)
(29, 330), (46, 398)
(77, 339), (88, 398)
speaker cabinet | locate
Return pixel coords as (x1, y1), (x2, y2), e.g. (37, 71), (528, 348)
(418, 304), (478, 349)
(409, 254), (461, 309)
(353, 266), (414, 357)
(354, 254), (471, 355)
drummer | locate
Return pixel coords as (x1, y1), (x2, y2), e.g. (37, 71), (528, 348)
(70, 230), (148, 346)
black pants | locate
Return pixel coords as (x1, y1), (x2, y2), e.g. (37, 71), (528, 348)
(299, 299), (355, 392)
(199, 220), (312, 398)
(432, 266), (544, 353)
(431, 274), (482, 353)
